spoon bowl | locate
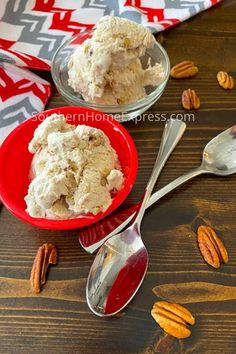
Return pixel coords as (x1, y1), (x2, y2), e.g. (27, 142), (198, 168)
(87, 225), (148, 316)
(202, 126), (236, 175)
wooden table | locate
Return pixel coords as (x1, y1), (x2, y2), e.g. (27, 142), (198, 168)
(1, 1), (236, 353)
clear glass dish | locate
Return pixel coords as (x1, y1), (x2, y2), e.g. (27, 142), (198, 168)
(51, 30), (170, 122)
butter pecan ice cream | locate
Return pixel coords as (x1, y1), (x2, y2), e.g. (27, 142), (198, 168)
(68, 16), (164, 105)
(25, 114), (124, 219)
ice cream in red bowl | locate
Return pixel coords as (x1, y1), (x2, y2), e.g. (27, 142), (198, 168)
(0, 106), (138, 230)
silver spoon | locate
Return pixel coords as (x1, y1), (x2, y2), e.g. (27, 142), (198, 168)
(80, 125), (236, 254)
(86, 118), (186, 316)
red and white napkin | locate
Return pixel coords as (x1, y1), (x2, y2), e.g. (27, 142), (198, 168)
(0, 0), (221, 143)
(0, 63), (51, 144)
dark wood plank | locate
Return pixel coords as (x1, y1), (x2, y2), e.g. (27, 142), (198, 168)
(1, 1), (236, 353)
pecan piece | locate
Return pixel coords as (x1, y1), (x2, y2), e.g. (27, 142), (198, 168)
(30, 243), (58, 293)
(151, 301), (195, 339)
(182, 88), (200, 110)
(231, 125), (236, 136)
(197, 225), (228, 268)
(171, 61), (199, 79)
(217, 71), (234, 90)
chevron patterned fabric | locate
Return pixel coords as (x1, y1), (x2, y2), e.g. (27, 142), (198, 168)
(0, 63), (51, 144)
(0, 0), (221, 69)
(0, 0), (221, 142)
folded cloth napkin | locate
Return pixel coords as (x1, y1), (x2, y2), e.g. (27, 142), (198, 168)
(0, 0), (221, 143)
(0, 62), (51, 144)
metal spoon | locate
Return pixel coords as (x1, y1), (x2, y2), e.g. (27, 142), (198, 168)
(80, 125), (236, 254)
(86, 118), (186, 316)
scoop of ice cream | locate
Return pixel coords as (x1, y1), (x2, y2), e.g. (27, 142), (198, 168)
(68, 15), (164, 105)
(106, 59), (146, 104)
(67, 169), (113, 215)
(142, 61), (164, 87)
(29, 114), (74, 153)
(107, 170), (124, 191)
(25, 114), (124, 219)
(25, 173), (69, 214)
(93, 15), (155, 67)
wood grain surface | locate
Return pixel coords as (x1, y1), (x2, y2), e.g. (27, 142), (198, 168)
(1, 1), (236, 353)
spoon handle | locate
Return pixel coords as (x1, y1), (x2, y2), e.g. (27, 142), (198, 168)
(132, 119), (186, 229)
(79, 166), (206, 254)
(147, 166), (206, 207)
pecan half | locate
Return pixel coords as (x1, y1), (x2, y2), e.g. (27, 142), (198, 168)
(182, 89), (200, 110)
(197, 225), (228, 268)
(171, 61), (199, 79)
(151, 301), (195, 339)
(30, 243), (58, 293)
(217, 71), (234, 90)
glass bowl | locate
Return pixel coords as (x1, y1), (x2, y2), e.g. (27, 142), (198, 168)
(51, 30), (170, 122)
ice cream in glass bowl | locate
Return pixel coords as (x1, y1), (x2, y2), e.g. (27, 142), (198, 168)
(52, 16), (170, 122)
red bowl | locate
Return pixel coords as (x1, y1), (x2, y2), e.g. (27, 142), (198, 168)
(0, 107), (138, 230)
